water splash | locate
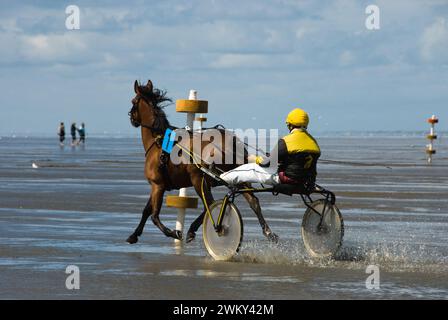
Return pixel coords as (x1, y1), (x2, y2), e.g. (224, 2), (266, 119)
(339, 241), (448, 273)
(235, 239), (448, 273)
(235, 240), (316, 266)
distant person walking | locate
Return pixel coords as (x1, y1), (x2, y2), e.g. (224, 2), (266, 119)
(57, 122), (65, 146)
(70, 123), (77, 146)
(77, 123), (86, 144)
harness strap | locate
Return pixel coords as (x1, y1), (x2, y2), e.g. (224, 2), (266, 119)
(159, 151), (174, 191)
(144, 135), (163, 157)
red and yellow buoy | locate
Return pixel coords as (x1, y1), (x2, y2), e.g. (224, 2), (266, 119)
(426, 115), (438, 164)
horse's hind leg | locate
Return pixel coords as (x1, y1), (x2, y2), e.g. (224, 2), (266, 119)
(242, 191), (279, 243)
(186, 175), (214, 243)
(186, 210), (205, 243)
(150, 185), (182, 240)
(126, 196), (152, 244)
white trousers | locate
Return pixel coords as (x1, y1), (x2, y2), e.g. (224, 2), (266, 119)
(219, 163), (280, 186)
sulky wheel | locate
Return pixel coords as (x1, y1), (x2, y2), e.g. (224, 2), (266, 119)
(203, 200), (243, 261)
(301, 199), (344, 258)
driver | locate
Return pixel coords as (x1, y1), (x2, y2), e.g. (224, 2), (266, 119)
(220, 108), (321, 187)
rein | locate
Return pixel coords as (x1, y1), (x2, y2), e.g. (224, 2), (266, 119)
(144, 138), (160, 157)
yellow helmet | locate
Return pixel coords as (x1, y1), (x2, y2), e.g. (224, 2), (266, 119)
(286, 108), (309, 128)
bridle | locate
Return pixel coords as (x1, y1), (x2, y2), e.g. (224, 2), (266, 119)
(128, 94), (165, 133)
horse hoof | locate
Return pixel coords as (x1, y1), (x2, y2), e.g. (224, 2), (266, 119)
(186, 232), (196, 243)
(174, 230), (183, 241)
(126, 234), (138, 244)
(266, 232), (279, 243)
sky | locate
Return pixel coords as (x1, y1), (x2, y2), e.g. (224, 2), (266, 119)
(0, 0), (447, 135)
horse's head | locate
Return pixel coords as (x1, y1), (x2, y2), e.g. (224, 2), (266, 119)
(128, 80), (172, 132)
(129, 80), (152, 128)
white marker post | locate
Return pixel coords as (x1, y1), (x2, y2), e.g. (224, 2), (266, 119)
(426, 115), (438, 164)
(165, 90), (208, 244)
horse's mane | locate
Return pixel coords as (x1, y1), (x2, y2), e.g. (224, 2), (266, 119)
(139, 86), (173, 132)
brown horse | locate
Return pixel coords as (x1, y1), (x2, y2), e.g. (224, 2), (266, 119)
(126, 80), (278, 244)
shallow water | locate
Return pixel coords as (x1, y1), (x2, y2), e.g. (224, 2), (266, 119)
(0, 135), (447, 299)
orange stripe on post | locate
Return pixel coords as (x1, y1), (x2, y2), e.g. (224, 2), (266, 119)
(166, 195), (198, 209)
(176, 100), (208, 113)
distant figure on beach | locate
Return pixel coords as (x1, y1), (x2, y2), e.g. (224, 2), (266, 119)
(70, 123), (77, 146)
(77, 123), (86, 145)
(57, 122), (65, 147)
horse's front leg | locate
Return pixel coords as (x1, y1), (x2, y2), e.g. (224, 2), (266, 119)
(126, 195), (152, 244)
(242, 190), (279, 243)
(150, 185), (182, 240)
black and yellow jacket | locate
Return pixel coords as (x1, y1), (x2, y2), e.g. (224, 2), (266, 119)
(257, 129), (321, 182)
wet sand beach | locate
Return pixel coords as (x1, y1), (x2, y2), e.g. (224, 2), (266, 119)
(0, 135), (447, 299)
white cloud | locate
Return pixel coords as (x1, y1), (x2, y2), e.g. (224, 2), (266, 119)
(209, 52), (306, 69)
(210, 53), (270, 69)
(20, 33), (88, 62)
(339, 50), (355, 66)
(295, 27), (307, 40)
(420, 18), (448, 63)
(0, 18), (21, 33)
